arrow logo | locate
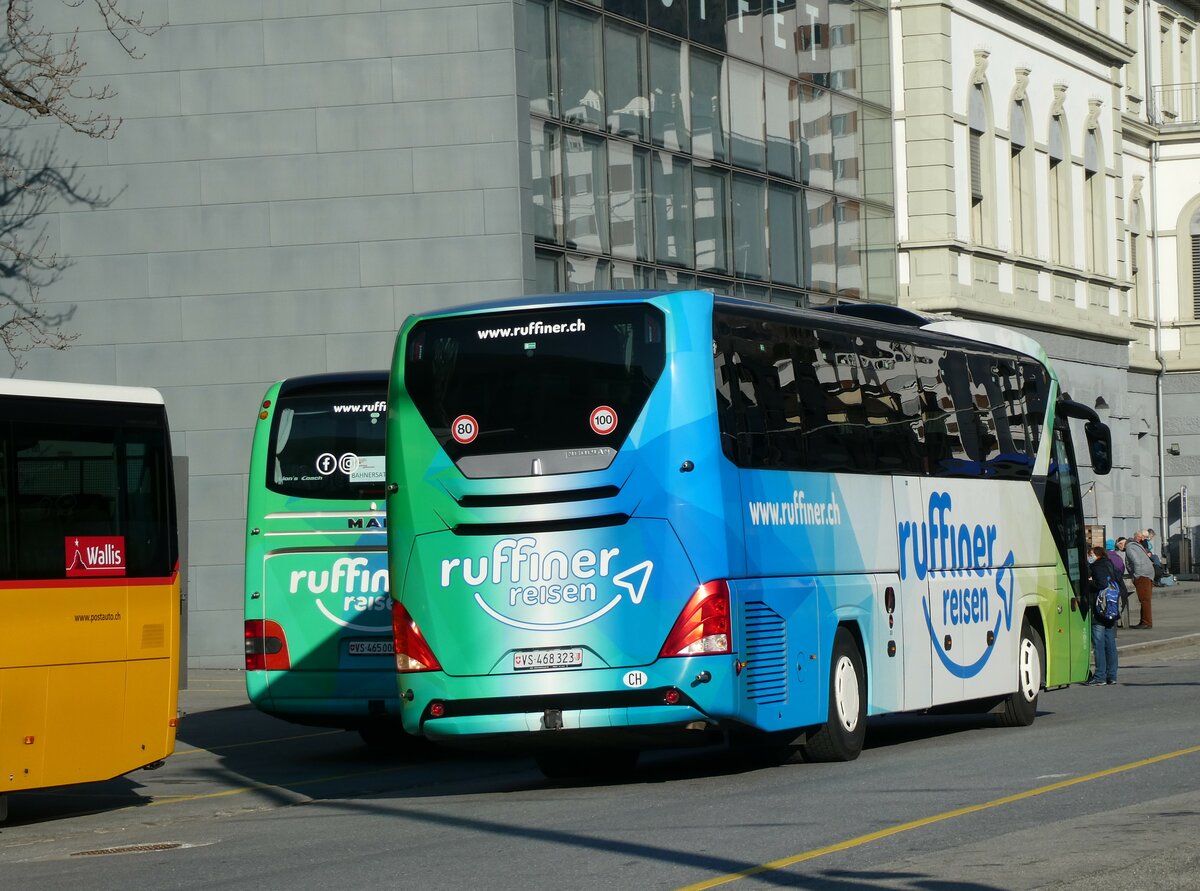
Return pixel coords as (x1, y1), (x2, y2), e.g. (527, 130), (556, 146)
(612, 560), (653, 604)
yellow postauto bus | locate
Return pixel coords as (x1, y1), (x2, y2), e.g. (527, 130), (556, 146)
(0, 379), (180, 821)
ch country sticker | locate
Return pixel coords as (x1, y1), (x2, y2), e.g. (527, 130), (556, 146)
(440, 537), (653, 631)
(898, 491), (1016, 679)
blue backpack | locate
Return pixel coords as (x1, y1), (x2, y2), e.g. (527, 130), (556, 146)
(1094, 579), (1121, 622)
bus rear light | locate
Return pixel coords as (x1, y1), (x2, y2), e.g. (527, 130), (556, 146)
(244, 620), (290, 671)
(659, 580), (731, 657)
(392, 602), (442, 673)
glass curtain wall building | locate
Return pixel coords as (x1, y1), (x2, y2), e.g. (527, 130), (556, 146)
(528, 0), (895, 306)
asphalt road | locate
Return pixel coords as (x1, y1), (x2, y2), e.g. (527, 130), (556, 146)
(1, 641), (1198, 891)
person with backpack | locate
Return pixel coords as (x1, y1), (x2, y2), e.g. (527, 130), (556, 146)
(1084, 545), (1121, 685)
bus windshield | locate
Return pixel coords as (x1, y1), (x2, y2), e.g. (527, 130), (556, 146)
(404, 303), (666, 477)
(267, 386), (387, 500)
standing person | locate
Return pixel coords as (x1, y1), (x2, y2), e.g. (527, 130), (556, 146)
(1106, 538), (1130, 627)
(1084, 546), (1120, 685)
(1117, 534), (1154, 629)
(1145, 528), (1166, 585)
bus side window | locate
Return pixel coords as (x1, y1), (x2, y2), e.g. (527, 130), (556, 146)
(0, 434), (9, 579)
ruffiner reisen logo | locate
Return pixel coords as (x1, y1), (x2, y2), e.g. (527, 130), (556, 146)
(898, 491), (1017, 678)
(440, 537), (652, 630)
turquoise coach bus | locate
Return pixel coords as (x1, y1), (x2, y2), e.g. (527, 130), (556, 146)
(384, 291), (1111, 775)
(245, 371), (403, 746)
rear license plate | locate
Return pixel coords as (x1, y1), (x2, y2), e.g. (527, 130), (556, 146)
(513, 647), (584, 670)
(348, 640), (394, 656)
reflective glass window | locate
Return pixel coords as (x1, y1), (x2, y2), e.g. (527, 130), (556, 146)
(831, 93), (860, 198)
(559, 6), (604, 128)
(836, 198), (861, 298)
(694, 165), (729, 273)
(724, 0), (764, 65)
(609, 142), (653, 261)
(605, 22), (649, 140)
(529, 0), (557, 116)
(647, 0), (687, 36)
(806, 190), (834, 292)
(690, 50), (727, 161)
(763, 0), (799, 76)
(801, 84), (832, 190)
(531, 119), (563, 244)
(563, 130), (610, 253)
(651, 151), (694, 267)
(566, 253), (611, 289)
(798, 0), (830, 86)
(605, 0), (645, 23)
(733, 174), (767, 280)
(649, 37), (690, 152)
(729, 60), (766, 170)
(768, 183), (801, 286)
(765, 73), (800, 179)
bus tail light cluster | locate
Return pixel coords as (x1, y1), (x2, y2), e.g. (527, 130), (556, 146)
(244, 620), (290, 671)
(659, 580), (731, 657)
(392, 602), (442, 673)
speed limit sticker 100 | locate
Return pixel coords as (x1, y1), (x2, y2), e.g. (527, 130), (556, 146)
(590, 405), (617, 435)
(452, 415), (478, 444)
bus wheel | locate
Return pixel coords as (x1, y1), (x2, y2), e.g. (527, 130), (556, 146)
(998, 619), (1044, 728)
(803, 626), (866, 762)
(536, 748), (639, 780)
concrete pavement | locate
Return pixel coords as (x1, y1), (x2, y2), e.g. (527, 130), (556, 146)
(1113, 575), (1200, 655)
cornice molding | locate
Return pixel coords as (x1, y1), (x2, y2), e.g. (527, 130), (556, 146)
(899, 0), (1134, 68)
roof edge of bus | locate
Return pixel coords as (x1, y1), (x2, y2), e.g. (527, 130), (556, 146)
(403, 288), (681, 320)
(812, 302), (1051, 365)
(276, 370), (389, 395)
(0, 377), (165, 405)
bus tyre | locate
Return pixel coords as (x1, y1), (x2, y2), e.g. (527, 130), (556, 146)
(803, 627), (866, 763)
(999, 619), (1044, 728)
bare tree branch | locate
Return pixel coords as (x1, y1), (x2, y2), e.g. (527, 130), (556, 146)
(0, 1), (159, 369)
(0, 0), (161, 139)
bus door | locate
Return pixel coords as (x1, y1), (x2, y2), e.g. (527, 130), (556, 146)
(892, 476), (935, 711)
(1043, 415), (1089, 686)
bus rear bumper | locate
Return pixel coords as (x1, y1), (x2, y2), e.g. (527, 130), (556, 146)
(420, 704), (716, 749)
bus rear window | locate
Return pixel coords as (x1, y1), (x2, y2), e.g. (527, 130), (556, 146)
(267, 389), (387, 500)
(405, 304), (665, 477)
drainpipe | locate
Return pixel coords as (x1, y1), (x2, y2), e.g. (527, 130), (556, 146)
(1144, 1), (1169, 545)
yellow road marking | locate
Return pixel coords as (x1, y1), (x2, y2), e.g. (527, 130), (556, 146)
(676, 743), (1200, 891)
(149, 764), (409, 806)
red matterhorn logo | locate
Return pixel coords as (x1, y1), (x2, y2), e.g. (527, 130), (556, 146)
(65, 536), (126, 578)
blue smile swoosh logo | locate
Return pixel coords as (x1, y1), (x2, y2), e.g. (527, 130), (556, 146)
(923, 551), (1016, 679)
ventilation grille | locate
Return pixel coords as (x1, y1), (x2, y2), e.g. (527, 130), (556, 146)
(743, 601), (787, 704)
(141, 623), (165, 649)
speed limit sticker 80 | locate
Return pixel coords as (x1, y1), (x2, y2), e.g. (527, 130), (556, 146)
(451, 414), (479, 444)
(589, 405), (618, 435)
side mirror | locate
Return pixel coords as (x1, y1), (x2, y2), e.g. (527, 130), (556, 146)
(1085, 420), (1112, 475)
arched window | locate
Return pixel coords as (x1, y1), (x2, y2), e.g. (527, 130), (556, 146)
(1084, 128), (1106, 273)
(1048, 114), (1073, 266)
(1129, 194), (1147, 318)
(1190, 208), (1200, 319)
(969, 83), (994, 246)
(1010, 99), (1035, 256)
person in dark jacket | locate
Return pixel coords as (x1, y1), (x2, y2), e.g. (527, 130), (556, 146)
(1106, 537), (1130, 627)
(1085, 545), (1120, 685)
